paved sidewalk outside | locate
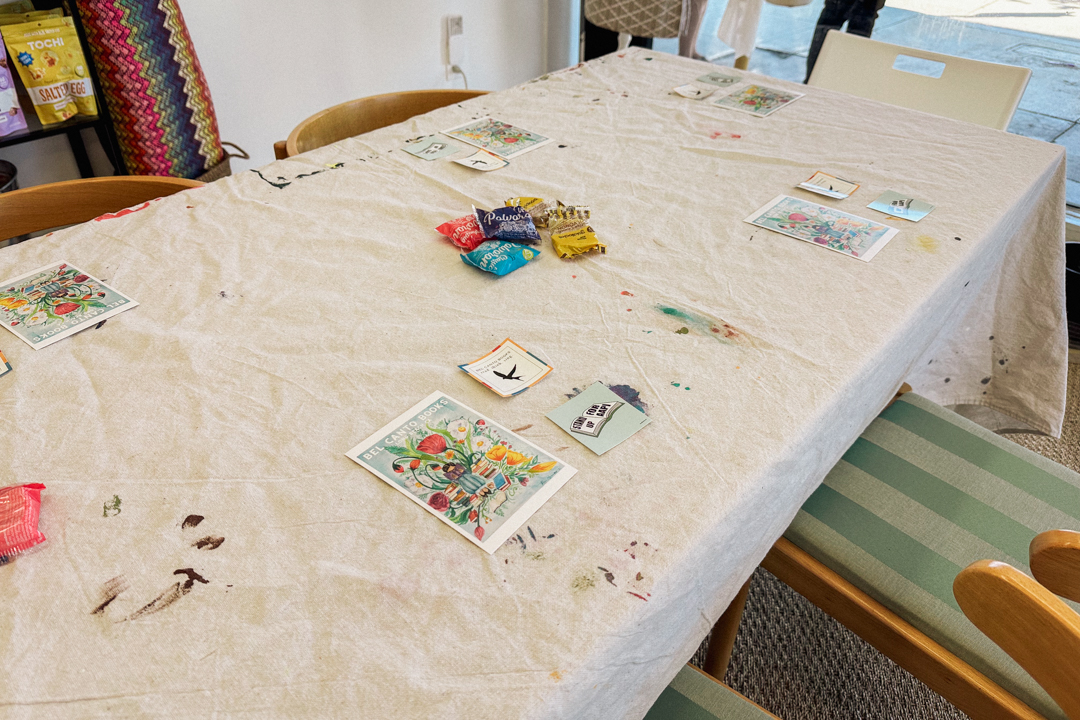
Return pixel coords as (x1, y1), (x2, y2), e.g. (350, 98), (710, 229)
(654, 0), (1080, 206)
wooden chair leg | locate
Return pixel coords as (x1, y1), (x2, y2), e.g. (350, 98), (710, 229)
(702, 576), (752, 679)
(763, 538), (1044, 720)
(273, 141), (289, 160)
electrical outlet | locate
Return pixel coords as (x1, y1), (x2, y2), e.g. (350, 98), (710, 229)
(443, 14), (465, 79)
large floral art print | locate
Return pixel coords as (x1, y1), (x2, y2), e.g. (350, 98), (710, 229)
(745, 195), (898, 262)
(442, 117), (554, 159)
(0, 262), (138, 349)
(347, 392), (576, 552)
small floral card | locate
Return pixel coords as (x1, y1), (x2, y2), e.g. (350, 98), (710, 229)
(745, 195), (898, 262)
(459, 338), (552, 397)
(443, 117), (553, 159)
(712, 84), (804, 117)
(346, 392), (577, 553)
(0, 262), (138, 349)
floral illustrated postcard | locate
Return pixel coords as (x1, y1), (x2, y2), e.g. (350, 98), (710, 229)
(546, 382), (652, 456)
(401, 135), (461, 161)
(452, 149), (509, 171)
(673, 83), (715, 100)
(712, 84), (804, 117)
(0, 262), (138, 350)
(442, 117), (553, 159)
(459, 338), (553, 397)
(798, 171), (860, 200)
(745, 195), (898, 262)
(867, 190), (935, 222)
(346, 392), (577, 553)
(696, 71), (740, 88)
(0, 349), (10, 377)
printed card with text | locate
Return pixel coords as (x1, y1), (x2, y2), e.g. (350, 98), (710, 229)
(697, 71), (740, 88)
(673, 83), (715, 100)
(443, 117), (553, 159)
(0, 262), (138, 349)
(798, 171), (860, 199)
(459, 338), (553, 397)
(745, 195), (898, 262)
(546, 382), (652, 455)
(347, 392), (577, 553)
(402, 135), (460, 161)
(452, 149), (509, 171)
(867, 190), (935, 222)
(712, 84), (804, 117)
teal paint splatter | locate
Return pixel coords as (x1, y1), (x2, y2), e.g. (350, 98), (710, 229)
(656, 304), (743, 344)
(671, 382), (680, 387)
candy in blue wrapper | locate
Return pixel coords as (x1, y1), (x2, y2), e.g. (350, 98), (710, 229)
(460, 241), (540, 276)
(474, 205), (541, 245)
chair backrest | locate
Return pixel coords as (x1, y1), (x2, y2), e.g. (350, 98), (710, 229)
(807, 30), (1030, 131)
(277, 89), (489, 159)
(954, 553), (1080, 719)
(0, 176), (203, 242)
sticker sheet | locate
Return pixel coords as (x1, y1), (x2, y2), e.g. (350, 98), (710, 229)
(546, 382), (652, 455)
(347, 392), (577, 553)
(452, 149), (509, 171)
(442, 117), (553, 159)
(696, 71), (740, 88)
(0, 262), (138, 349)
(712, 84), (804, 117)
(745, 195), (898, 262)
(459, 338), (553, 397)
(401, 135), (460, 160)
(867, 190), (935, 222)
(0, 349), (10, 377)
(798, 171), (860, 200)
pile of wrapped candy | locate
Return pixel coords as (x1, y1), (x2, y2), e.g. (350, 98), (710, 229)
(436, 196), (606, 276)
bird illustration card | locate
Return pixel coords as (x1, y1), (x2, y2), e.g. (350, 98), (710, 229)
(459, 338), (553, 397)
(452, 149), (509, 171)
(0, 262), (138, 350)
(798, 171), (860, 200)
(867, 190), (935, 222)
(401, 135), (461, 161)
(673, 83), (715, 100)
(346, 391), (577, 553)
(0, 349), (10, 377)
(696, 71), (741, 88)
(546, 382), (652, 455)
(712, 84), (803, 117)
(745, 195), (898, 262)
(442, 117), (553, 159)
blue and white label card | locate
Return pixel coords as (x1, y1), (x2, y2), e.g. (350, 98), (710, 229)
(867, 190), (935, 222)
(546, 382), (651, 455)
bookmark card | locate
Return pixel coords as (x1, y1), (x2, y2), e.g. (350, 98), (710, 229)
(402, 135), (460, 160)
(460, 338), (553, 397)
(0, 349), (10, 377)
(745, 195), (898, 262)
(0, 262), (138, 349)
(799, 171), (860, 200)
(867, 190), (935, 222)
(673, 83), (715, 100)
(696, 71), (740, 88)
(712, 84), (804, 117)
(546, 382), (652, 455)
(443, 117), (553, 159)
(453, 149), (509, 172)
(346, 391), (577, 553)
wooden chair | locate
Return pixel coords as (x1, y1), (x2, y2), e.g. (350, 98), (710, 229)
(273, 89), (489, 160)
(808, 30), (1030, 130)
(1, 175), (203, 242)
(955, 530), (1080, 720)
(725, 391), (1080, 719)
(645, 663), (781, 719)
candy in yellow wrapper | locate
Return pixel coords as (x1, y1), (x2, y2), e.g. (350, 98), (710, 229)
(505, 196), (556, 228)
(548, 205), (606, 258)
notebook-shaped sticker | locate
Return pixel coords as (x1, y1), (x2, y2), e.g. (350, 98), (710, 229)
(547, 382), (651, 455)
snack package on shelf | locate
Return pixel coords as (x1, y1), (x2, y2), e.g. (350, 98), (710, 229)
(0, 1), (35, 15)
(0, 9), (62, 25)
(1, 16), (96, 124)
(0, 45), (26, 137)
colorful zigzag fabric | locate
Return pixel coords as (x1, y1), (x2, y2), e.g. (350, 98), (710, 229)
(76, 0), (224, 179)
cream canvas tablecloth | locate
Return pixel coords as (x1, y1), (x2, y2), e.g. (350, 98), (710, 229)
(0, 49), (1067, 719)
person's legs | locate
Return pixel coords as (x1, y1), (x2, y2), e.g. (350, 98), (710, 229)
(678, 0), (709, 58)
(805, 0), (859, 82)
(846, 0), (888, 37)
(583, 18), (652, 60)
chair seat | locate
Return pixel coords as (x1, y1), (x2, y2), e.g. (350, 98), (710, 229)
(645, 665), (777, 719)
(786, 393), (1080, 720)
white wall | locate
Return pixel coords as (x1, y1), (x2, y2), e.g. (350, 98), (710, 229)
(1, 0), (578, 186)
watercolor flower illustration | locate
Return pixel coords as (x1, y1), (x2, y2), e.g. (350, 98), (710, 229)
(0, 265), (112, 333)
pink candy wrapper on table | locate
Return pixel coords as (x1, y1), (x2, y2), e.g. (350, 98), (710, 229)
(0, 483), (46, 561)
(0, 49), (27, 137)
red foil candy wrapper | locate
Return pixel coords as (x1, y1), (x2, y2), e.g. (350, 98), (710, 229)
(0, 483), (46, 562)
(436, 214), (486, 251)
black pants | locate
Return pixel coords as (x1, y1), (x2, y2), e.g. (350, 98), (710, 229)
(583, 17), (653, 61)
(805, 0), (887, 81)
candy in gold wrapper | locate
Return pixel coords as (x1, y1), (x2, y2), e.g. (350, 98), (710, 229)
(548, 205), (605, 258)
(504, 196), (556, 228)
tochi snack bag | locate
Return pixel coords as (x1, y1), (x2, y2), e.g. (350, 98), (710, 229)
(2, 17), (96, 124)
(0, 10), (64, 26)
(0, 483), (46, 563)
(0, 46), (26, 137)
(0, 1), (35, 15)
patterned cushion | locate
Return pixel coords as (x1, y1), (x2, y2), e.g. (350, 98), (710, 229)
(787, 393), (1080, 720)
(76, 0), (225, 179)
(584, 0), (681, 38)
(645, 665), (776, 720)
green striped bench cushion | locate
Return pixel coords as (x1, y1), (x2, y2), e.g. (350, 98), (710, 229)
(645, 665), (776, 720)
(786, 392), (1080, 720)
